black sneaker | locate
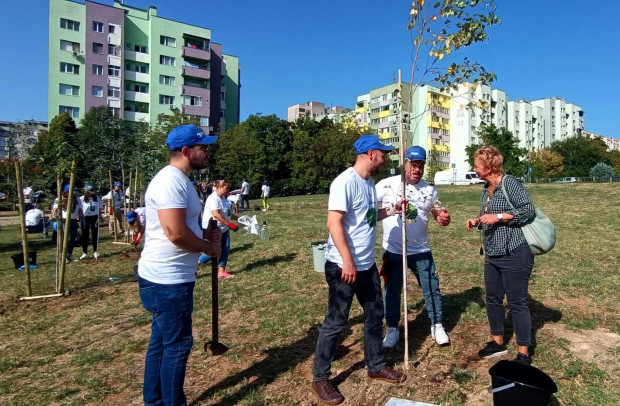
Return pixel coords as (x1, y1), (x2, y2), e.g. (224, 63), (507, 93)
(515, 353), (532, 366)
(478, 341), (508, 359)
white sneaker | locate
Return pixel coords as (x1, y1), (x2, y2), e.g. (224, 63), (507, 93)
(93, 252), (99, 259)
(80, 253), (88, 260)
(431, 323), (450, 345)
(382, 327), (399, 348)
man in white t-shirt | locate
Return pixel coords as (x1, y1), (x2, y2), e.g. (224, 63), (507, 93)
(312, 134), (407, 405)
(238, 178), (250, 210)
(25, 204), (45, 233)
(137, 124), (221, 406)
(103, 182), (125, 235)
(376, 146), (452, 349)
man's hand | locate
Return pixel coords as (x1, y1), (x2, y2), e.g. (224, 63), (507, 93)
(436, 210), (451, 226)
(203, 220), (222, 257)
(466, 218), (480, 232)
(341, 260), (357, 284)
(393, 197), (408, 214)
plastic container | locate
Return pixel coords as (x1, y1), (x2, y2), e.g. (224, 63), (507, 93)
(311, 241), (327, 272)
(260, 221), (269, 240)
(11, 252), (37, 269)
(489, 360), (557, 406)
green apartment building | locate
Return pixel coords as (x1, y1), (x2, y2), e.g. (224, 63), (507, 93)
(49, 0), (240, 133)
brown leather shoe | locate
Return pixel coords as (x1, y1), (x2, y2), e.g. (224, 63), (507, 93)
(311, 380), (344, 405)
(368, 366), (406, 383)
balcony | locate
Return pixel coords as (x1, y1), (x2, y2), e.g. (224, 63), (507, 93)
(125, 91), (150, 103)
(182, 66), (210, 80)
(125, 50), (150, 64)
(183, 46), (210, 61)
(124, 111), (149, 122)
(181, 104), (208, 116)
(221, 100), (226, 110)
(182, 85), (209, 101)
(125, 71), (150, 83)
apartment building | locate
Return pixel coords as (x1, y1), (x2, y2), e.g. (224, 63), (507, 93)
(48, 0), (240, 134)
(286, 101), (349, 122)
(410, 85), (451, 169)
(531, 97), (583, 145)
(0, 120), (49, 159)
(507, 99), (545, 151)
(585, 131), (620, 151)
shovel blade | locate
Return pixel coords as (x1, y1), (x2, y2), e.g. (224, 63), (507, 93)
(204, 341), (229, 356)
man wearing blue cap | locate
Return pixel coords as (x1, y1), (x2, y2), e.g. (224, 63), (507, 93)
(103, 181), (125, 235)
(376, 146), (452, 349)
(137, 124), (222, 406)
(312, 134), (407, 405)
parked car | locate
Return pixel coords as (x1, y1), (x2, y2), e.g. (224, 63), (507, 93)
(554, 177), (579, 183)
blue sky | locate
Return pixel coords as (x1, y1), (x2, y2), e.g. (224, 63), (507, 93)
(1, 0), (618, 138)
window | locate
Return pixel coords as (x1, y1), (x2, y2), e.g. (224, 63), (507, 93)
(93, 21), (103, 32)
(92, 64), (103, 75)
(134, 44), (147, 53)
(200, 116), (209, 127)
(108, 44), (121, 56)
(159, 95), (175, 105)
(92, 42), (103, 54)
(160, 36), (176, 47)
(108, 65), (121, 77)
(160, 75), (175, 86)
(60, 18), (79, 31)
(59, 84), (79, 96)
(134, 64), (147, 73)
(60, 62), (79, 74)
(125, 83), (147, 93)
(92, 86), (103, 97)
(59, 106), (79, 118)
(60, 40), (80, 52)
(125, 42), (132, 50)
(182, 95), (202, 106)
(108, 24), (115, 34)
(110, 107), (120, 118)
(160, 55), (175, 66)
(108, 86), (120, 98)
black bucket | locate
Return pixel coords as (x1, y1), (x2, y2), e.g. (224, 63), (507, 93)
(489, 360), (557, 406)
(11, 252), (38, 269)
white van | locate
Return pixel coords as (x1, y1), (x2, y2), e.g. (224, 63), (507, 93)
(434, 171), (484, 185)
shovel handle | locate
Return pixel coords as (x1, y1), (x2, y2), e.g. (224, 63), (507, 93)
(209, 219), (219, 343)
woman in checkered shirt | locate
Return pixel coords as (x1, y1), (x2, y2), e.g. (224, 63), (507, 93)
(466, 145), (536, 366)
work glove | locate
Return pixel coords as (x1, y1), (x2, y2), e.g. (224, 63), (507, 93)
(227, 222), (239, 232)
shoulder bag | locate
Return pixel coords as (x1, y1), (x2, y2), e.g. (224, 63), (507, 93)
(500, 176), (556, 255)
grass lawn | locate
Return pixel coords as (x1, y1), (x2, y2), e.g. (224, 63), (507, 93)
(0, 183), (618, 405)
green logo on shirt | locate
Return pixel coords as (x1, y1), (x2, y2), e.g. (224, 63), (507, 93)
(366, 207), (377, 228)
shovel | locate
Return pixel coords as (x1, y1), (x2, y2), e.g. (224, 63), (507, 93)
(204, 219), (229, 355)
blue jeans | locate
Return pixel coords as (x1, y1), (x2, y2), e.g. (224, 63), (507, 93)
(484, 242), (534, 346)
(198, 230), (230, 268)
(382, 250), (444, 327)
(313, 261), (385, 381)
(139, 277), (195, 406)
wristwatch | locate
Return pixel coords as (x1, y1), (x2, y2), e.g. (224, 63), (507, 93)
(496, 213), (504, 221)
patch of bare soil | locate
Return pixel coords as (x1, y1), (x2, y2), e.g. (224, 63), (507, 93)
(541, 324), (620, 377)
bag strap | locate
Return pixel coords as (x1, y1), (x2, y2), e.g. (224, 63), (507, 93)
(499, 175), (516, 211)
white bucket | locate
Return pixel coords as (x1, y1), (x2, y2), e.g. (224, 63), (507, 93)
(311, 241), (327, 272)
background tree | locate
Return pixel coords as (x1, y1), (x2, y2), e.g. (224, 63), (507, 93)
(26, 112), (79, 191)
(606, 149), (620, 175)
(424, 145), (443, 183)
(550, 136), (610, 177)
(528, 149), (563, 179)
(590, 162), (614, 179)
(465, 124), (527, 177)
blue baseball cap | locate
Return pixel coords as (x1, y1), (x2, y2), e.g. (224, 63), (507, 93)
(83, 184), (94, 192)
(406, 146), (426, 161)
(166, 124), (218, 151)
(126, 210), (137, 223)
(113, 181), (122, 187)
(353, 134), (395, 155)
(63, 184), (70, 192)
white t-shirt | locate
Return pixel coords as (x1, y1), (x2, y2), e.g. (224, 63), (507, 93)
(241, 181), (250, 195)
(376, 176), (438, 255)
(138, 165), (203, 284)
(134, 207), (146, 227)
(25, 208), (43, 226)
(261, 185), (270, 197)
(103, 190), (124, 209)
(202, 192), (232, 232)
(324, 167), (378, 271)
(81, 196), (100, 217)
(53, 196), (83, 219)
